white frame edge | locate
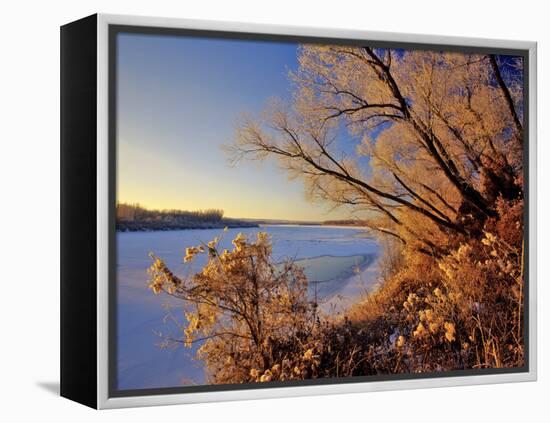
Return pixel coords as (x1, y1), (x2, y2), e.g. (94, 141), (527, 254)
(96, 13), (537, 409)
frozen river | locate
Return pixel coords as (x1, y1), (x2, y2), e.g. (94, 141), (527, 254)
(116, 225), (380, 390)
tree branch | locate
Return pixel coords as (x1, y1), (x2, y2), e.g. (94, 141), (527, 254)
(489, 55), (523, 143)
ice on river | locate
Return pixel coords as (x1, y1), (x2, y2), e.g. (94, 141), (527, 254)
(116, 225), (380, 390)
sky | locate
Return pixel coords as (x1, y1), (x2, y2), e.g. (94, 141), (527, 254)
(116, 32), (353, 221)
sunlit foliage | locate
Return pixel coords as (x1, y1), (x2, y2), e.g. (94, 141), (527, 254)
(148, 231), (325, 384)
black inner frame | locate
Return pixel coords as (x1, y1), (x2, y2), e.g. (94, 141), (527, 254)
(108, 24), (530, 398)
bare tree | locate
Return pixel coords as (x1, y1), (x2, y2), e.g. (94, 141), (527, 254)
(227, 47), (523, 254)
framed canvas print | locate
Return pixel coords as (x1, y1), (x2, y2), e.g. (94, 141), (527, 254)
(60, 13), (537, 409)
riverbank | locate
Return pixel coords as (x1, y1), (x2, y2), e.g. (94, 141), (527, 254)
(116, 219), (258, 232)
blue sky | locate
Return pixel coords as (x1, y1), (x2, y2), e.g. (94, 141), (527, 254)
(116, 32), (352, 221)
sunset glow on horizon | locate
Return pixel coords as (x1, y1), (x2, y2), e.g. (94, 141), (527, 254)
(116, 33), (354, 221)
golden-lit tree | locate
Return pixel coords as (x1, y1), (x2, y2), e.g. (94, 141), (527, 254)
(228, 47), (523, 256)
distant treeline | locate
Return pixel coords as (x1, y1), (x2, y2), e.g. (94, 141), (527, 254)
(117, 203), (224, 222)
(116, 203), (256, 232)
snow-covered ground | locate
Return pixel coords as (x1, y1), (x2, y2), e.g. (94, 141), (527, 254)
(116, 225), (380, 390)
